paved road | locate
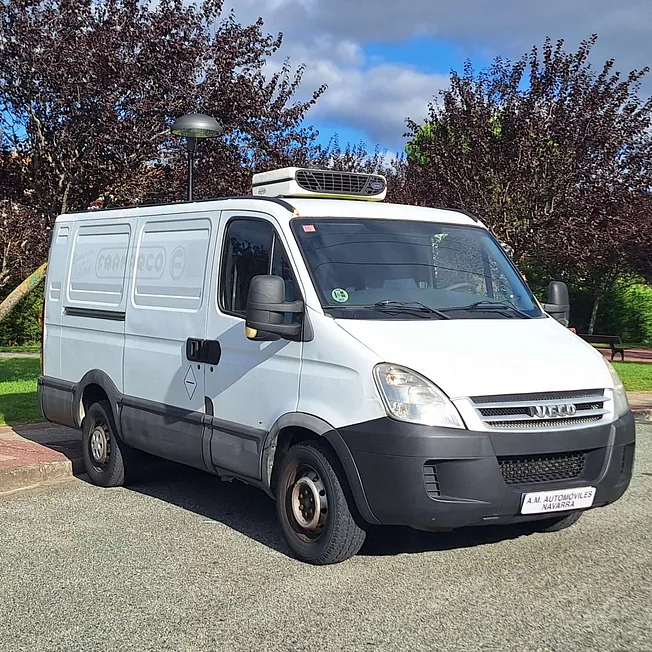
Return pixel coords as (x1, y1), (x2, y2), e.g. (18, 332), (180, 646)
(1, 425), (651, 652)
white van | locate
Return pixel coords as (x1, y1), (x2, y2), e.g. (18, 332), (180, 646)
(39, 168), (635, 564)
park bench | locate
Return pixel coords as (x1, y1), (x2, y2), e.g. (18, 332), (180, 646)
(578, 334), (626, 361)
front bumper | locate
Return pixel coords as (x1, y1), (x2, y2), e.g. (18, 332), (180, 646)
(339, 411), (636, 530)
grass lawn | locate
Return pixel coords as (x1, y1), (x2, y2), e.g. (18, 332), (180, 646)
(0, 345), (39, 353)
(0, 357), (42, 426)
(1, 356), (651, 428)
(612, 361), (652, 392)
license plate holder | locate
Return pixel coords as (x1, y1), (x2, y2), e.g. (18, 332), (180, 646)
(521, 486), (596, 515)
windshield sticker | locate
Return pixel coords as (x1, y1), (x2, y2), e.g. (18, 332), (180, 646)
(302, 224), (316, 232)
(331, 288), (349, 303)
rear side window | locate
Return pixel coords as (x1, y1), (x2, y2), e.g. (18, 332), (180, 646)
(220, 218), (297, 317)
(69, 224), (131, 306)
(133, 218), (211, 311)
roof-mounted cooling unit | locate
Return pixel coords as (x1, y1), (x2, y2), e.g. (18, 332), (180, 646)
(251, 167), (387, 201)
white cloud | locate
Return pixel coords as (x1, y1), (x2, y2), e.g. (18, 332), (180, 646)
(304, 61), (447, 144)
(227, 0), (652, 148)
(276, 39), (448, 146)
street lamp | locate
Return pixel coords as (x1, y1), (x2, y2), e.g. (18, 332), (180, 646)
(171, 113), (223, 202)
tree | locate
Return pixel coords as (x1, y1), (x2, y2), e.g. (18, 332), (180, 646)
(405, 36), (652, 332)
(0, 0), (325, 321)
(0, 150), (49, 293)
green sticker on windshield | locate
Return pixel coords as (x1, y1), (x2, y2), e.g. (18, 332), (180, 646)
(331, 288), (349, 303)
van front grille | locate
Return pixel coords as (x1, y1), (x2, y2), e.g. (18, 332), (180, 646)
(499, 452), (586, 485)
(295, 169), (386, 196)
(487, 416), (603, 429)
(471, 389), (610, 431)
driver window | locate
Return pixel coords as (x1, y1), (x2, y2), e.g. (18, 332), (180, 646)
(220, 218), (297, 317)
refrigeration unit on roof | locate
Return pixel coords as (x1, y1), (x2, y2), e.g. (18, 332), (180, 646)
(251, 167), (387, 201)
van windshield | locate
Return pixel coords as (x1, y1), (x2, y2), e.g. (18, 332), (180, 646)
(291, 218), (543, 320)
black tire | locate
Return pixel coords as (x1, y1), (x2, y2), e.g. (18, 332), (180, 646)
(524, 511), (583, 533)
(276, 441), (366, 565)
(82, 400), (137, 487)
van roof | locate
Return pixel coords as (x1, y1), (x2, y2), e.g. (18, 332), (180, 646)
(289, 199), (484, 227)
(60, 196), (485, 228)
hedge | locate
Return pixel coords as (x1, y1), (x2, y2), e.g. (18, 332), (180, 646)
(0, 288), (43, 347)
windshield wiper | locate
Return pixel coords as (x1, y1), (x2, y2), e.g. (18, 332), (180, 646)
(440, 300), (532, 319)
(369, 300), (452, 320)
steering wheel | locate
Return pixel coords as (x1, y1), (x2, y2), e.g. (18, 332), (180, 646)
(443, 282), (475, 292)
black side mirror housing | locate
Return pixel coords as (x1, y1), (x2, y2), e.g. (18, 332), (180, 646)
(543, 281), (570, 327)
(245, 275), (304, 340)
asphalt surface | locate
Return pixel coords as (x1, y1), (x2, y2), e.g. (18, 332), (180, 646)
(1, 425), (651, 652)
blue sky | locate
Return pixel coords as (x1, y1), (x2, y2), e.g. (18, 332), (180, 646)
(312, 38), (493, 151)
(233, 1), (652, 154)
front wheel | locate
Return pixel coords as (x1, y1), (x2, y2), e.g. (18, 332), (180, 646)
(276, 441), (366, 565)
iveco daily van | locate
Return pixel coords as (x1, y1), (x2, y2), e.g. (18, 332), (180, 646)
(39, 168), (636, 564)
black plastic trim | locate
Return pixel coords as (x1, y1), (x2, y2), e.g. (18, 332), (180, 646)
(120, 395), (208, 472)
(262, 412), (379, 524)
(207, 416), (267, 479)
(337, 412), (636, 530)
(207, 416), (264, 442)
(431, 207), (480, 223)
(39, 376), (75, 392)
(121, 395), (204, 424)
(38, 376), (76, 429)
(64, 306), (126, 321)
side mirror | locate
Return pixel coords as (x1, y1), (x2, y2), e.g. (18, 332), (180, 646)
(245, 275), (303, 340)
(543, 281), (570, 327)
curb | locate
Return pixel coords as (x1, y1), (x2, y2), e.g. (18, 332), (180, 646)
(0, 423), (52, 435)
(0, 459), (75, 497)
(0, 432), (83, 497)
(632, 408), (652, 422)
(0, 455), (84, 497)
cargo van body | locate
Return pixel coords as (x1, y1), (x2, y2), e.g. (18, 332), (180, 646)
(39, 169), (635, 564)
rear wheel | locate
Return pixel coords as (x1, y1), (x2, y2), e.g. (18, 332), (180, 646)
(82, 400), (137, 487)
(276, 441), (366, 565)
(525, 511), (583, 533)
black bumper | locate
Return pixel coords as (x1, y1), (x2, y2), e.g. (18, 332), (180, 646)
(339, 412), (636, 530)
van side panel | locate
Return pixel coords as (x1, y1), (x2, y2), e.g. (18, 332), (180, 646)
(297, 311), (386, 429)
(203, 210), (303, 480)
(121, 214), (214, 470)
(58, 222), (132, 393)
(42, 223), (70, 379)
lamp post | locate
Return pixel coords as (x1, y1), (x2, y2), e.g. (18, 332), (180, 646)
(171, 113), (223, 202)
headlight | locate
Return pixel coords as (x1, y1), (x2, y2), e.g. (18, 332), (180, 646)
(604, 360), (630, 418)
(373, 364), (465, 428)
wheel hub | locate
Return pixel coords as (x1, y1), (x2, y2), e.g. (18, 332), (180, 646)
(291, 471), (327, 532)
(89, 425), (108, 466)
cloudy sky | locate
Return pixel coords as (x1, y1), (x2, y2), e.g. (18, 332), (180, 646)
(228, 0), (652, 153)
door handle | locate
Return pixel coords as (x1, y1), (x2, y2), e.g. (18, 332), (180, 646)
(202, 340), (222, 366)
(186, 338), (203, 362)
(186, 338), (221, 365)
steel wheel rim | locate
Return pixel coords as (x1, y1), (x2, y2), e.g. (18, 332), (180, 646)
(89, 423), (110, 470)
(287, 464), (328, 541)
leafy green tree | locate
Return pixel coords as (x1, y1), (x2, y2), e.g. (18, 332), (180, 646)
(405, 36), (652, 332)
(0, 0), (325, 320)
